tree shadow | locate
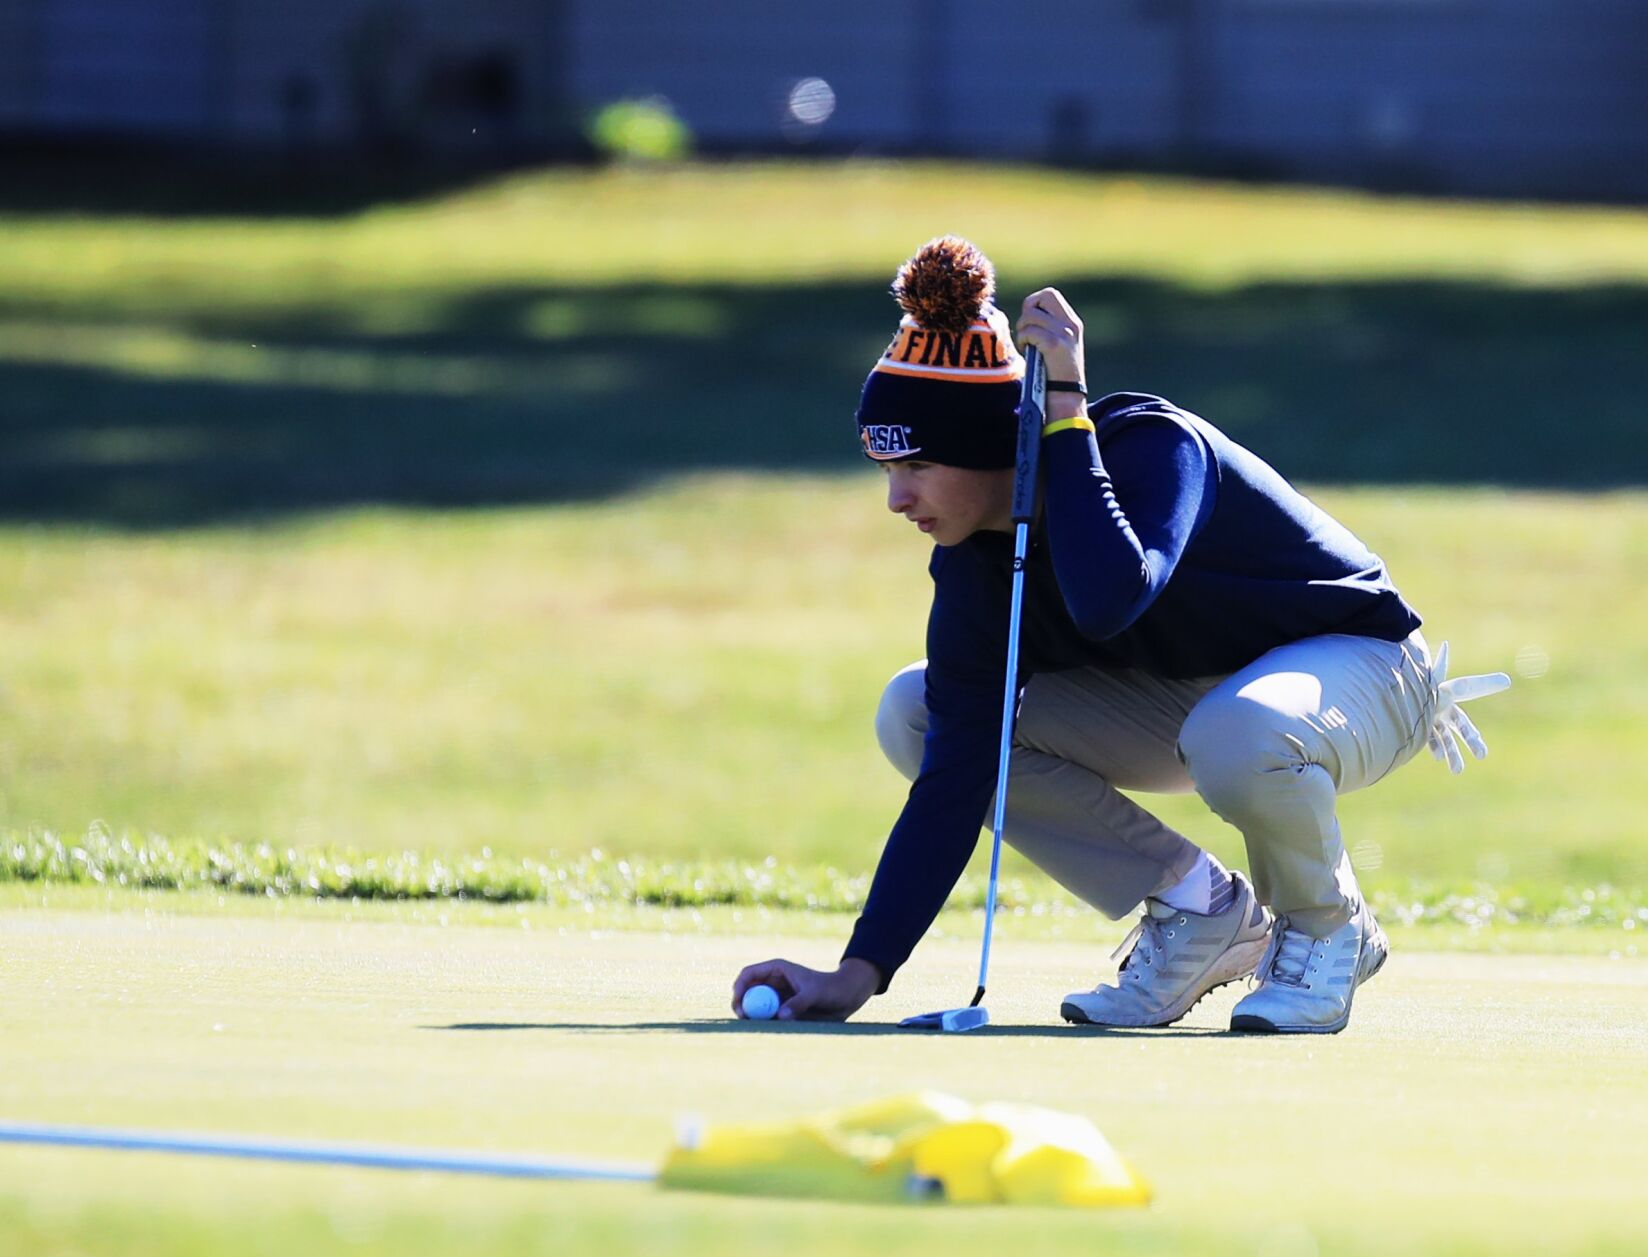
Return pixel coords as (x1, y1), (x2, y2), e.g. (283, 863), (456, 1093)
(0, 141), (587, 218)
(5, 275), (1646, 528)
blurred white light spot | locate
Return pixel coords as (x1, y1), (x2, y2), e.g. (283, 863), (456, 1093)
(1514, 645), (1549, 679)
(1350, 840), (1384, 872)
(786, 78), (836, 127)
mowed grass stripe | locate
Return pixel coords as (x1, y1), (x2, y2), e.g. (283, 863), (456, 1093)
(6, 164), (1648, 312)
(1, 899), (1644, 1256)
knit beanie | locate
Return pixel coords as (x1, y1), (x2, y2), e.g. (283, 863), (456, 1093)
(855, 236), (1025, 470)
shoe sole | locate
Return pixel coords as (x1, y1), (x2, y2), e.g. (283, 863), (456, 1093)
(1060, 936), (1271, 1029)
(1229, 929), (1390, 1035)
(1229, 1009), (1352, 1034)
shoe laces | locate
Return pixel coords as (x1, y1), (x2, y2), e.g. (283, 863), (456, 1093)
(1108, 902), (1177, 981)
(1253, 917), (1318, 988)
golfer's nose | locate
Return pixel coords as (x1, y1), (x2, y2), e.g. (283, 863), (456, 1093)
(886, 471), (915, 514)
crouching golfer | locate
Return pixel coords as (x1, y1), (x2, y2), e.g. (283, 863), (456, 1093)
(733, 237), (1506, 1034)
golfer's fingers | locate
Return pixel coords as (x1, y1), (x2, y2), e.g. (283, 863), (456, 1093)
(731, 959), (797, 1016)
(1427, 727), (1448, 762)
(1449, 709), (1490, 760)
(776, 979), (819, 1022)
(1446, 673), (1512, 704)
(1021, 287), (1081, 327)
(1432, 641), (1451, 687)
(1441, 725), (1466, 774)
(1015, 319), (1084, 385)
(1014, 307), (1080, 349)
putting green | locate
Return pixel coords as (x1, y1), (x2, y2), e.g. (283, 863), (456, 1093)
(2, 897), (1644, 1256)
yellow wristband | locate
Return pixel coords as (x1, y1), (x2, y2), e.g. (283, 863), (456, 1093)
(1041, 416), (1096, 438)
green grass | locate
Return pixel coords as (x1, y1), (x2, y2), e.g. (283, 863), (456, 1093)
(5, 880), (1644, 963)
(6, 157), (1647, 1256)
(10, 162), (1648, 299)
(1, 895), (1645, 1256)
(5, 832), (1647, 944)
(2, 161), (1645, 907)
(3, 479), (1646, 898)
(4, 163), (1648, 525)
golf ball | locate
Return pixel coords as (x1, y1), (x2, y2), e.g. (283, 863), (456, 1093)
(741, 984), (780, 1020)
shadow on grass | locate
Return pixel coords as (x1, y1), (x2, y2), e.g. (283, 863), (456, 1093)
(429, 1020), (1236, 1038)
(5, 275), (1646, 528)
(0, 143), (574, 218)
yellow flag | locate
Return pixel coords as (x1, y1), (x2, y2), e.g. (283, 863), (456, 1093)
(659, 1091), (1151, 1208)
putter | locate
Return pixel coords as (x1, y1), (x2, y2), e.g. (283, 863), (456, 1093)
(899, 344), (1047, 1034)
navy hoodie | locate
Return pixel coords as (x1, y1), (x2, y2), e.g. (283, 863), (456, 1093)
(843, 393), (1421, 988)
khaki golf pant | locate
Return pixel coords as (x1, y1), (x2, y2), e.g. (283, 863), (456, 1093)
(876, 631), (1434, 936)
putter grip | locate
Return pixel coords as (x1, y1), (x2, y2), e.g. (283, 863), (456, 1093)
(1012, 347), (1046, 525)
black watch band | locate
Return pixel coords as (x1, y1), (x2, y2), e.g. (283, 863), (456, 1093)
(1045, 380), (1087, 396)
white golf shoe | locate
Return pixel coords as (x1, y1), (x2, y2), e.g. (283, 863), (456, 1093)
(1229, 898), (1389, 1034)
(1061, 873), (1272, 1028)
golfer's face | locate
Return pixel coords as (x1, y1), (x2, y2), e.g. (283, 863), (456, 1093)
(882, 461), (1005, 547)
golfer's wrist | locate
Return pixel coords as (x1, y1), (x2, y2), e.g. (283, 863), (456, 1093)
(1045, 392), (1088, 423)
(837, 957), (881, 999)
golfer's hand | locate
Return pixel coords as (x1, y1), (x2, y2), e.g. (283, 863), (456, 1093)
(1427, 640), (1512, 774)
(731, 957), (880, 1022)
(1016, 288), (1087, 419)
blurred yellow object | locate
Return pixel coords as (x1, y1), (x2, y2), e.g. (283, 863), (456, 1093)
(658, 1091), (1151, 1207)
(588, 97), (692, 162)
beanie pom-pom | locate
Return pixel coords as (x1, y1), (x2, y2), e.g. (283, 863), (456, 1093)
(892, 236), (995, 334)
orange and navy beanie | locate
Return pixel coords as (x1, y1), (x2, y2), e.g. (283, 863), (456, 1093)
(855, 236), (1025, 470)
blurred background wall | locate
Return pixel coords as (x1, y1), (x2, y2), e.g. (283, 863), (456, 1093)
(1, 0), (1644, 200)
(0, 0), (573, 156)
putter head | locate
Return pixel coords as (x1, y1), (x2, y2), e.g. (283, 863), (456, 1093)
(898, 1006), (990, 1033)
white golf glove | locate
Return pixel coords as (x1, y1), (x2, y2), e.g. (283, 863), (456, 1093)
(1426, 640), (1512, 774)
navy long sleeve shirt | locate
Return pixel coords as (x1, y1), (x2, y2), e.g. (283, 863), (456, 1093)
(843, 393), (1421, 988)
